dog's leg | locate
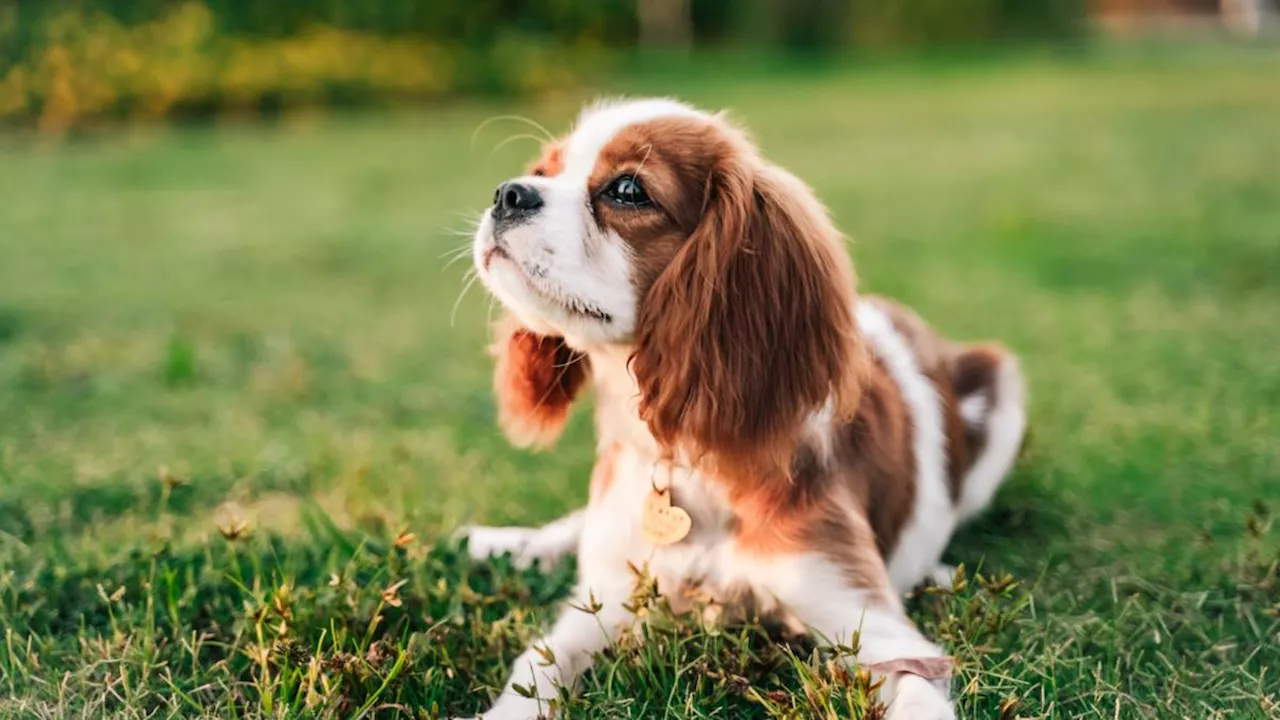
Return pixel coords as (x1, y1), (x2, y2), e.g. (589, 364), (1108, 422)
(453, 578), (633, 720)
(463, 509), (584, 569)
(764, 555), (956, 720)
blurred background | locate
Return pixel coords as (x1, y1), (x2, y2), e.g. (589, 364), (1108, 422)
(0, 0), (1276, 133)
(2, 2), (1279, 718)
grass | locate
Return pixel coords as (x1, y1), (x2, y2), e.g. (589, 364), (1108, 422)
(2, 43), (1279, 719)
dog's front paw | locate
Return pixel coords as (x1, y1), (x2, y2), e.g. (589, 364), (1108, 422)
(462, 525), (567, 570)
(884, 674), (955, 720)
(462, 525), (537, 566)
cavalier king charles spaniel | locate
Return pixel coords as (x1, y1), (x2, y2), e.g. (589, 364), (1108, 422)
(459, 98), (1027, 720)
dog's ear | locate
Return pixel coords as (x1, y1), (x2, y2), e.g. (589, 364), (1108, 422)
(631, 158), (864, 478)
(490, 314), (589, 449)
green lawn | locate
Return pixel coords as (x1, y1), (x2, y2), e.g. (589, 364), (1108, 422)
(2, 45), (1279, 719)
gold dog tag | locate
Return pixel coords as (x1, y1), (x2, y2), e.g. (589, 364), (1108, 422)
(641, 487), (691, 546)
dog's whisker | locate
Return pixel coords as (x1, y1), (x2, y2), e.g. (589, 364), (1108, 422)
(451, 270), (481, 327)
(438, 240), (473, 262)
(552, 352), (588, 372)
(439, 242), (471, 260)
(471, 115), (554, 152)
(450, 209), (486, 221)
(633, 143), (655, 179)
(442, 250), (475, 272)
(490, 133), (548, 157)
(486, 296), (499, 325)
(437, 226), (479, 240)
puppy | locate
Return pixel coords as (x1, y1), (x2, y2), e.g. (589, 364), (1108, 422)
(460, 98), (1027, 720)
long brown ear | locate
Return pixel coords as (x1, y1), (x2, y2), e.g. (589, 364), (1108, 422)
(631, 155), (863, 478)
(491, 314), (589, 449)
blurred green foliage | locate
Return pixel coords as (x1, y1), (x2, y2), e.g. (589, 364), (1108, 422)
(846, 0), (1085, 46)
(0, 0), (1084, 132)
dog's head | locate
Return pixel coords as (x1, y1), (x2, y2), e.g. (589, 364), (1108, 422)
(474, 98), (864, 475)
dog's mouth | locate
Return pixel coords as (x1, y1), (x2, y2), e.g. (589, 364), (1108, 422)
(481, 235), (613, 324)
(481, 240), (510, 270)
(540, 286), (614, 324)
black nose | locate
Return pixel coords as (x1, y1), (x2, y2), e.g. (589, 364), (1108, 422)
(493, 182), (543, 218)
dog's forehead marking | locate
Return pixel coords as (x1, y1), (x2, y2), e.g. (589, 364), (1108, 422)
(560, 99), (704, 184)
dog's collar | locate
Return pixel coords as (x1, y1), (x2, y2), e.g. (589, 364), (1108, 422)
(646, 455), (695, 492)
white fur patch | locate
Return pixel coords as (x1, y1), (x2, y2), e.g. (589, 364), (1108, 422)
(957, 355), (1027, 522)
(758, 553), (954, 717)
(958, 393), (988, 427)
(761, 553), (944, 661)
(803, 395), (838, 465)
(464, 511), (584, 569)
(883, 674), (956, 720)
(565, 98), (701, 178)
(857, 302), (955, 593)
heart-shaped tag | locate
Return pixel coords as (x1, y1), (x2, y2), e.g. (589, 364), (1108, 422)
(642, 488), (691, 546)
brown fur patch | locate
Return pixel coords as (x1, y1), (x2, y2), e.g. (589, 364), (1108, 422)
(837, 362), (917, 560)
(733, 484), (895, 604)
(725, 297), (1016, 589)
(932, 367), (970, 502)
(742, 483), (895, 595)
(864, 296), (950, 369)
(952, 344), (1006, 401)
(728, 357), (916, 600)
(528, 142), (565, 178)
(490, 313), (589, 449)
(604, 116), (865, 491)
(731, 484), (813, 557)
(809, 493), (898, 605)
(586, 117), (728, 294)
(950, 343), (1010, 469)
(867, 295), (982, 500)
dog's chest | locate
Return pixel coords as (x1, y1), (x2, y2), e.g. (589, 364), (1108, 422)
(579, 445), (784, 618)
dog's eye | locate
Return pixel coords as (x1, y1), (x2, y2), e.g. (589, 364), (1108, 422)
(603, 175), (651, 207)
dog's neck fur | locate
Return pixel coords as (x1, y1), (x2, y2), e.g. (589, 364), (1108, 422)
(583, 340), (839, 495)
(585, 343), (666, 459)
